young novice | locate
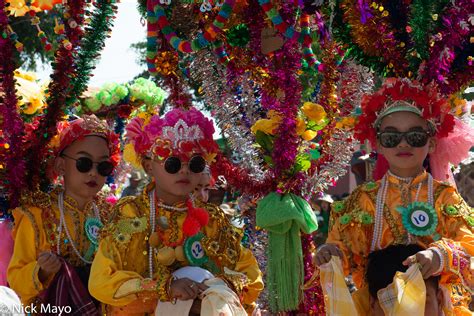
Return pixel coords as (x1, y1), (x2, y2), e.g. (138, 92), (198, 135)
(366, 244), (443, 316)
(315, 78), (474, 315)
(7, 115), (120, 310)
(89, 107), (263, 315)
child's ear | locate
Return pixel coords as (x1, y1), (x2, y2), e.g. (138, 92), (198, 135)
(54, 156), (66, 176)
(428, 138), (436, 154)
(142, 158), (153, 175)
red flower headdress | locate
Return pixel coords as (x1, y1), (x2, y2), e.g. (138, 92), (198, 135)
(50, 114), (120, 166)
(354, 78), (455, 146)
(355, 78), (474, 184)
(125, 107), (219, 165)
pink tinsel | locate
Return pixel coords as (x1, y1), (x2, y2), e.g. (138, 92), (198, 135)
(430, 118), (474, 186)
(0, 219), (14, 286)
(420, 0), (474, 95)
(0, 4), (25, 208)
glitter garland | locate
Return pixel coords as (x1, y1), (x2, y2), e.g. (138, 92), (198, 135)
(24, 0), (87, 189)
(0, 3), (25, 208)
(298, 233), (325, 315)
(420, 0), (474, 95)
(69, 0), (118, 103)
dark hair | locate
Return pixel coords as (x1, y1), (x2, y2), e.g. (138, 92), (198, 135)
(366, 244), (440, 298)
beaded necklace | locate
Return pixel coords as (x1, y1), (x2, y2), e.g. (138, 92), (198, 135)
(370, 172), (433, 251)
(56, 191), (100, 264)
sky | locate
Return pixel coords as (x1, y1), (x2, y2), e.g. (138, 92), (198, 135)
(35, 0), (146, 86)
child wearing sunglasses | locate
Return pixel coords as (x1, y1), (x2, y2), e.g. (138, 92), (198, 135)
(89, 107), (263, 315)
(315, 78), (474, 315)
(7, 115), (120, 310)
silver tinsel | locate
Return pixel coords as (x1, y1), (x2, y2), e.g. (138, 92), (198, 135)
(189, 50), (267, 180)
(302, 129), (359, 198)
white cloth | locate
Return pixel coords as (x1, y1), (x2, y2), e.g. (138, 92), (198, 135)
(155, 266), (214, 316)
(0, 286), (23, 315)
(155, 266), (247, 316)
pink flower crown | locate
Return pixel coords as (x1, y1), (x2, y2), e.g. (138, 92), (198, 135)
(125, 107), (219, 163)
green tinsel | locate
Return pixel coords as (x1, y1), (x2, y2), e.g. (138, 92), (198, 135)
(226, 23), (250, 47)
(68, 0), (118, 107)
(328, 0), (387, 76)
(407, 0), (450, 72)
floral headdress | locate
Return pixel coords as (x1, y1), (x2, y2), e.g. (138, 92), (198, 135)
(50, 114), (120, 166)
(354, 78), (455, 145)
(124, 107), (219, 168)
(355, 78), (474, 184)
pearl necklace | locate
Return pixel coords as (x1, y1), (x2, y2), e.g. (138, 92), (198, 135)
(148, 190), (156, 278)
(148, 190), (194, 278)
(370, 172), (434, 252)
(56, 191), (100, 264)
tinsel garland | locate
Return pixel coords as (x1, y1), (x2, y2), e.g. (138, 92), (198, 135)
(263, 1), (302, 183)
(302, 129), (356, 196)
(189, 49), (267, 182)
(0, 2), (24, 208)
(24, 0), (87, 190)
(298, 234), (325, 315)
(408, 0), (438, 63)
(420, 0), (473, 94)
(340, 0), (408, 77)
(330, 0), (386, 74)
(68, 0), (118, 103)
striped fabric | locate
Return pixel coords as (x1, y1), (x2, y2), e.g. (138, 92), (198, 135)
(319, 256), (358, 316)
(377, 264), (426, 316)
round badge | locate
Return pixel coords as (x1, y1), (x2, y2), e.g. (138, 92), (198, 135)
(184, 232), (209, 266)
(410, 210), (429, 228)
(85, 217), (103, 246)
(396, 202), (438, 236)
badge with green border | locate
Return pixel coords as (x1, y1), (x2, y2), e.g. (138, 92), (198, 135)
(184, 232), (209, 266)
(85, 217), (103, 246)
(396, 202), (438, 236)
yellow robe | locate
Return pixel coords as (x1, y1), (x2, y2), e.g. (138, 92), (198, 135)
(327, 172), (474, 315)
(89, 186), (264, 315)
(7, 189), (111, 304)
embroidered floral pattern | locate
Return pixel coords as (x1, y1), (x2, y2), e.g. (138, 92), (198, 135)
(332, 201), (345, 213)
(340, 214), (352, 225)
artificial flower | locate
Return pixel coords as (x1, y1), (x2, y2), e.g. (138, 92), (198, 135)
(296, 118), (306, 135)
(301, 130), (317, 141)
(251, 110), (283, 135)
(301, 102), (327, 123)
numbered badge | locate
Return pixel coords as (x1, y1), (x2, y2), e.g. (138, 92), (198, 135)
(396, 202), (438, 236)
(184, 232), (209, 266)
(85, 217), (103, 246)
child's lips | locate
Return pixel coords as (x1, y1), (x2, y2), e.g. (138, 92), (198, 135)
(86, 181), (98, 188)
(176, 179), (190, 184)
(396, 152), (413, 157)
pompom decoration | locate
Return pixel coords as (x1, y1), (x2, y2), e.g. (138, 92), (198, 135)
(182, 199), (209, 237)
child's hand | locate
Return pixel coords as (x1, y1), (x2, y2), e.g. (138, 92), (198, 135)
(314, 244), (344, 266)
(37, 251), (61, 283)
(403, 249), (441, 279)
(170, 278), (208, 301)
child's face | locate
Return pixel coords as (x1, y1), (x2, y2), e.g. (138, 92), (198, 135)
(145, 155), (204, 200)
(56, 136), (111, 203)
(376, 112), (435, 176)
(194, 173), (212, 202)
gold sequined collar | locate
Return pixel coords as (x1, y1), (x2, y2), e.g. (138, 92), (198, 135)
(142, 182), (188, 210)
(50, 188), (96, 213)
(387, 170), (428, 186)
